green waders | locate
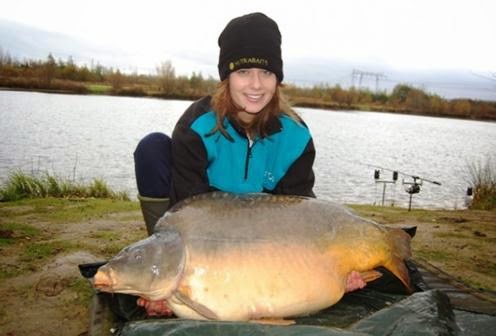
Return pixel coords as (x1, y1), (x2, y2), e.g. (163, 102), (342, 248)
(137, 194), (170, 235)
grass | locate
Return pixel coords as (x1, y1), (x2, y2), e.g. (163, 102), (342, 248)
(468, 156), (496, 210)
(434, 231), (470, 239)
(415, 249), (454, 263)
(67, 277), (94, 307)
(348, 204), (439, 223)
(0, 170), (129, 202)
(0, 188), (146, 335)
(0, 222), (41, 237)
(0, 194), (142, 280)
(0, 264), (24, 279)
(0, 197), (139, 224)
(87, 83), (112, 94)
(97, 242), (132, 256)
(89, 229), (121, 241)
(0, 222), (41, 247)
(21, 241), (78, 262)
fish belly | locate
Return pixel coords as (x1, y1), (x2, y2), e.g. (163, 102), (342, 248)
(173, 242), (346, 321)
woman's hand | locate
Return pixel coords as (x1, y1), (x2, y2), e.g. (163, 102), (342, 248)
(345, 271), (367, 292)
(137, 298), (174, 317)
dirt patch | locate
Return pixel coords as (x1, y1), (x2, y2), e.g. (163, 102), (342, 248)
(0, 199), (144, 336)
(0, 252), (100, 335)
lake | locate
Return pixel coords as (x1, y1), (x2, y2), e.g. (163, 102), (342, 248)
(1, 90), (495, 209)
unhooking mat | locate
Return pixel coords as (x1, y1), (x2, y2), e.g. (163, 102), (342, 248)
(81, 261), (496, 336)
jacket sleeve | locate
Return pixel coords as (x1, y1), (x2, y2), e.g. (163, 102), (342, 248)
(169, 98), (214, 206)
(271, 138), (316, 197)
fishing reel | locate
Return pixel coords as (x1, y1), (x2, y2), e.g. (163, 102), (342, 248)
(404, 176), (422, 195)
(402, 175), (441, 210)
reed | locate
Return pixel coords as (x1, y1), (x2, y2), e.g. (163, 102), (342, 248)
(468, 156), (496, 210)
(0, 171), (129, 201)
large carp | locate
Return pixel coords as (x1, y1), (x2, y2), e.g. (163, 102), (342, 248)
(93, 192), (412, 321)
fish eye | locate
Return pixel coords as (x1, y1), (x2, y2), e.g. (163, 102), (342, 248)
(133, 248), (143, 260)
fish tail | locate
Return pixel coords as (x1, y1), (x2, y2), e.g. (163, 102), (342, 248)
(384, 228), (413, 292)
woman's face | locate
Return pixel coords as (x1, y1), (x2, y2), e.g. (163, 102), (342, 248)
(229, 68), (277, 119)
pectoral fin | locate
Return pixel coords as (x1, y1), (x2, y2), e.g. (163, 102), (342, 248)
(174, 287), (218, 320)
(360, 270), (383, 283)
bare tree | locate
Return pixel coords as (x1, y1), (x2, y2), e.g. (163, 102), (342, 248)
(109, 69), (124, 91)
(156, 61), (176, 94)
(0, 46), (14, 66)
(40, 53), (56, 86)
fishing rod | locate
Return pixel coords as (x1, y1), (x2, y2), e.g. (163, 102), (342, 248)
(335, 158), (442, 209)
(368, 163), (442, 211)
(364, 162), (442, 185)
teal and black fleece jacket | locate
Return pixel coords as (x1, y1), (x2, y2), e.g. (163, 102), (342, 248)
(170, 96), (315, 205)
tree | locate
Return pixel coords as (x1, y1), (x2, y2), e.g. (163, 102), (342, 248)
(189, 71), (204, 91)
(156, 61), (176, 94)
(451, 99), (472, 118)
(109, 69), (124, 91)
(60, 56), (77, 80)
(0, 46), (13, 65)
(0, 47), (16, 76)
(92, 62), (105, 82)
(391, 84), (413, 104)
(40, 53), (56, 86)
(405, 89), (429, 112)
(330, 85), (347, 104)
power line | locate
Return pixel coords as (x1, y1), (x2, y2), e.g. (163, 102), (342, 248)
(351, 69), (387, 92)
(470, 71), (496, 82)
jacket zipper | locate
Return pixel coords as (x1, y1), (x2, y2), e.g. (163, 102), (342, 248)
(244, 140), (253, 180)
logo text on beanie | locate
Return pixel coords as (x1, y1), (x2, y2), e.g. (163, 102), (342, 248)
(229, 57), (269, 71)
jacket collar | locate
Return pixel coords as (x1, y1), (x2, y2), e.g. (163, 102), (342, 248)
(227, 115), (282, 139)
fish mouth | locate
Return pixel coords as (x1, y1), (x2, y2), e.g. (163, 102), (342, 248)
(93, 269), (153, 296)
(93, 269), (115, 291)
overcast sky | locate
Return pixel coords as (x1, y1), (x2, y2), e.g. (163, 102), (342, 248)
(1, 0), (495, 77)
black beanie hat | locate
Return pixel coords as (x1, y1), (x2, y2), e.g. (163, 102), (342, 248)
(218, 12), (283, 82)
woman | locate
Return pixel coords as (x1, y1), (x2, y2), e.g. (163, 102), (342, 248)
(134, 12), (315, 235)
(132, 12), (318, 317)
(133, 13), (369, 317)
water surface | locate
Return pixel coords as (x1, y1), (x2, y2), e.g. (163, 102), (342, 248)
(1, 90), (495, 209)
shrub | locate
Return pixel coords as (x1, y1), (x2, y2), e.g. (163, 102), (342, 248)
(468, 157), (496, 210)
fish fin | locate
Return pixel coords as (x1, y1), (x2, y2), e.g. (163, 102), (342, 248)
(385, 256), (413, 293)
(250, 318), (295, 326)
(384, 228), (413, 292)
(360, 270), (383, 283)
(401, 226), (417, 238)
(174, 289), (218, 320)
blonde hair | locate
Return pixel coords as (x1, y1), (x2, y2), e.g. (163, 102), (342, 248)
(210, 79), (301, 139)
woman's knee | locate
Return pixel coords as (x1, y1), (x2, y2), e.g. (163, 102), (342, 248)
(134, 132), (172, 160)
(134, 133), (172, 198)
